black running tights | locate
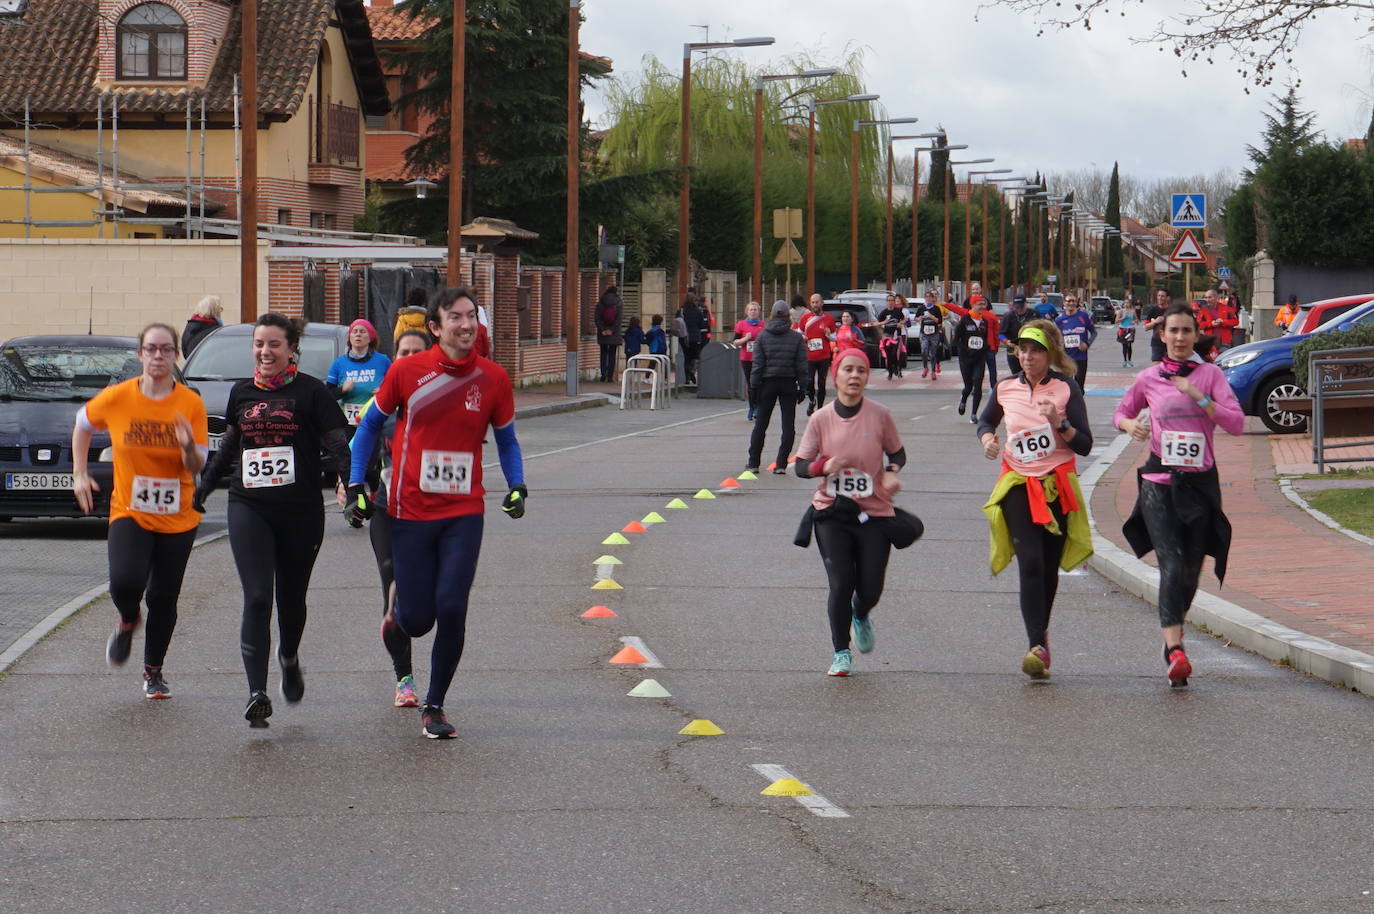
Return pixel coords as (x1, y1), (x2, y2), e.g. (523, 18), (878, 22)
(228, 498), (324, 693)
(813, 516), (892, 651)
(747, 378), (798, 470)
(807, 359), (831, 407)
(107, 517), (197, 667)
(1137, 480), (1208, 629)
(1000, 484), (1068, 649)
(958, 352), (986, 414)
(369, 508), (412, 680)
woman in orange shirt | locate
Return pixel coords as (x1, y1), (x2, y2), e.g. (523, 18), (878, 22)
(72, 323), (208, 700)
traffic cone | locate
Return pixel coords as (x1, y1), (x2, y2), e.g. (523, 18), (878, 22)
(592, 579), (623, 591)
(581, 605), (617, 618)
(602, 532), (630, 545)
(761, 777), (812, 797)
(592, 555), (623, 565)
(641, 512), (666, 525)
(609, 645), (649, 665)
(720, 478), (740, 488)
(737, 470), (758, 481)
(665, 498), (689, 509)
(622, 521), (648, 533)
(627, 678), (670, 698)
(678, 719), (724, 736)
(693, 489), (716, 500)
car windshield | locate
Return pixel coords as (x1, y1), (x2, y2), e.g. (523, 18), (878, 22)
(1314, 304), (1374, 334)
(0, 344), (138, 401)
(184, 334), (336, 381)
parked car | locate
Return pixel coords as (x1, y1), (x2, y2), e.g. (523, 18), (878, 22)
(822, 300), (883, 366)
(1285, 293), (1374, 336)
(1089, 296), (1116, 324)
(0, 334), (143, 520)
(1218, 298), (1374, 433)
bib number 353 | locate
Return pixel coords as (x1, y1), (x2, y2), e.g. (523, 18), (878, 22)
(420, 450), (474, 495)
(826, 469), (873, 498)
(242, 446), (296, 488)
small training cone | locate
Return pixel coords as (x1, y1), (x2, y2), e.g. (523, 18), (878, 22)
(720, 478), (740, 488)
(581, 605), (617, 618)
(737, 470), (758, 481)
(592, 555), (623, 565)
(602, 532), (630, 545)
(609, 645), (649, 665)
(693, 489), (716, 500)
(627, 678), (671, 698)
(766, 462), (778, 471)
(678, 719), (724, 736)
(761, 777), (812, 797)
(622, 521), (648, 534)
(665, 498), (689, 509)
(788, 456), (798, 463)
(641, 512), (666, 525)
(592, 578), (623, 591)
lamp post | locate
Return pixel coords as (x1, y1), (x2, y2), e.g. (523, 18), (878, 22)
(564, 0), (581, 394)
(1001, 186), (1030, 297)
(887, 132), (946, 291)
(447, 0), (465, 287)
(987, 176), (1026, 297)
(1007, 184), (1039, 295)
(942, 157), (992, 301)
(806, 93), (878, 296)
(678, 35), (774, 311)
(894, 139), (962, 296)
(752, 68), (838, 303)
(851, 116), (918, 289)
(240, 0), (257, 321)
(963, 167), (1006, 295)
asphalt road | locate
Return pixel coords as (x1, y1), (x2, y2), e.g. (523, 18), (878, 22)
(2, 387), (1372, 913)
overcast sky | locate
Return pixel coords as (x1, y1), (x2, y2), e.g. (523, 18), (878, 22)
(579, 0), (1374, 186)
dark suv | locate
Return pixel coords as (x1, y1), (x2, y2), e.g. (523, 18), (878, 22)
(823, 300), (884, 366)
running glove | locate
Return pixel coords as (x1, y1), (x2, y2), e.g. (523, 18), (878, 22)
(343, 484), (374, 527)
(191, 485), (210, 514)
(501, 484), (528, 519)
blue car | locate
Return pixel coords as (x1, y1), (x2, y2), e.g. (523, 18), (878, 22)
(1217, 298), (1374, 433)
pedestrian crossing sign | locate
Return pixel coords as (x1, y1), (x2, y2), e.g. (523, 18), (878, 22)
(1170, 193), (1206, 227)
(1169, 229), (1207, 264)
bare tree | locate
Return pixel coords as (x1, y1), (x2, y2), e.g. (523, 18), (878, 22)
(1040, 164), (1237, 230)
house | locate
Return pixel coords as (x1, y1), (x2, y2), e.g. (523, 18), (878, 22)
(0, 0), (390, 238)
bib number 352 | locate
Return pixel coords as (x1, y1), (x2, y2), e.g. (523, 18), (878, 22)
(420, 450), (474, 495)
(1161, 430), (1206, 468)
(826, 469), (873, 498)
(242, 446), (296, 488)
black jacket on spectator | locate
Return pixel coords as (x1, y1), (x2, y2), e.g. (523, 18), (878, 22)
(751, 317), (807, 388)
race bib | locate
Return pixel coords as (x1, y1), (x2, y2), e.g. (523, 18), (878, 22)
(420, 450), (474, 495)
(131, 475), (180, 514)
(807, 337), (825, 352)
(342, 402), (366, 426)
(746, 340), (756, 354)
(923, 324), (936, 336)
(1008, 423), (1055, 463)
(966, 335), (985, 351)
(825, 468), (874, 499)
(1063, 333), (1081, 349)
(241, 446), (296, 488)
(1161, 430), (1206, 468)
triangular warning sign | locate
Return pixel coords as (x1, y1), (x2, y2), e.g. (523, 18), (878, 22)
(1169, 229), (1207, 264)
(774, 238), (803, 266)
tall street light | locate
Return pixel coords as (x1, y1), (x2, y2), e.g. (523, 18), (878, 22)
(447, 0), (465, 287)
(942, 157), (992, 301)
(678, 35), (775, 310)
(240, 0), (258, 321)
(564, 0), (581, 394)
(987, 176), (1026, 296)
(1044, 194), (1065, 282)
(908, 140), (966, 294)
(852, 116), (919, 289)
(806, 93), (878, 296)
(1002, 184), (1036, 296)
(887, 132), (946, 291)
(964, 166), (1006, 294)
(752, 67), (838, 302)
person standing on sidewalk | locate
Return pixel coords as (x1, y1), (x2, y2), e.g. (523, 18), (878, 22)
(195, 314), (352, 727)
(975, 322), (1094, 680)
(732, 301), (766, 420)
(746, 301), (807, 474)
(595, 284), (623, 383)
(800, 292), (837, 415)
(1112, 303), (1245, 687)
(1207, 288), (1238, 351)
(71, 323), (207, 700)
(1054, 294), (1096, 391)
(346, 287), (528, 739)
(794, 348), (907, 677)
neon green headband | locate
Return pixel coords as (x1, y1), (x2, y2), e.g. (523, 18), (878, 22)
(1017, 327), (1051, 350)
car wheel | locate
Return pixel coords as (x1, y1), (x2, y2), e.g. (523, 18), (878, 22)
(1257, 372), (1309, 434)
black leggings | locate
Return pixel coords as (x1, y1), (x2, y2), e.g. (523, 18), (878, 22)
(741, 360), (754, 407)
(813, 516), (892, 651)
(1137, 480), (1208, 629)
(807, 359), (831, 407)
(107, 517), (197, 668)
(1121, 341), (1133, 362)
(228, 498), (325, 693)
(1000, 484), (1068, 649)
(747, 377), (798, 469)
(1072, 358), (1088, 391)
(958, 351), (987, 413)
(369, 507), (412, 680)
(984, 348), (998, 388)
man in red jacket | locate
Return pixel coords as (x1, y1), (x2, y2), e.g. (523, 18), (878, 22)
(1208, 288), (1238, 350)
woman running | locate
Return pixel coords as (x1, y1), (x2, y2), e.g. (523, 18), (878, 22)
(976, 321), (1093, 679)
(834, 309), (866, 355)
(794, 348), (906, 677)
(732, 301), (766, 421)
(326, 319), (392, 428)
(916, 295), (944, 378)
(952, 296), (996, 420)
(196, 314), (351, 727)
(71, 323), (207, 699)
(1112, 303), (1244, 686)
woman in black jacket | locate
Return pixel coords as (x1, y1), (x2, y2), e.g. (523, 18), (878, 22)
(746, 301), (808, 474)
(594, 285), (623, 382)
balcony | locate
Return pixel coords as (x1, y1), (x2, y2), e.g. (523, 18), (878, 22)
(308, 99), (361, 185)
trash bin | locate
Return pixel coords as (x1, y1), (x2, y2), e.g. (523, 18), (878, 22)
(696, 342), (743, 399)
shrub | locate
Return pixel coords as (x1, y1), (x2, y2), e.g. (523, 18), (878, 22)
(1293, 323), (1374, 388)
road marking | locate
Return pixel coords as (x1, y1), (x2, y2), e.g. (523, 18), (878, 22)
(619, 635), (663, 668)
(483, 409), (742, 468)
(909, 415), (925, 421)
(750, 763), (849, 818)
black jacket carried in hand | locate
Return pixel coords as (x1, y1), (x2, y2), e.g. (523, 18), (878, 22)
(751, 317), (807, 389)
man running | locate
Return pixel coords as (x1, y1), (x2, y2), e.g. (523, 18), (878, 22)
(799, 292), (837, 415)
(347, 287), (527, 739)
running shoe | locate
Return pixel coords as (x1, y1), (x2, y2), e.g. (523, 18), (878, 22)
(851, 614), (874, 653)
(142, 667), (171, 700)
(957, 397), (967, 415)
(921, 368), (928, 378)
(744, 465), (760, 474)
(1166, 646), (1192, 687)
(106, 614), (140, 667)
(421, 704), (456, 739)
(279, 652), (305, 704)
(245, 690), (273, 728)
(394, 675), (420, 708)
(827, 649), (853, 677)
(1021, 645), (1051, 680)
(772, 466), (787, 475)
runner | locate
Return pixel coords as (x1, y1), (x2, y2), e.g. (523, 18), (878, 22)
(327, 319), (392, 428)
(794, 349), (906, 677)
(916, 293), (944, 379)
(951, 296), (997, 421)
(799, 292), (836, 415)
(732, 301), (766, 421)
(195, 313), (351, 727)
(71, 323), (207, 699)
(1053, 294), (1096, 391)
(975, 321), (1094, 679)
(346, 286), (527, 739)
(1112, 303), (1244, 687)
(834, 310), (865, 354)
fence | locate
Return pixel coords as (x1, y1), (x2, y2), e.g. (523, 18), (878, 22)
(1309, 346), (1374, 472)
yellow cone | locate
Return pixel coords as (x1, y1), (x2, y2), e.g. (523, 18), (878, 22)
(602, 532), (630, 545)
(665, 498), (688, 509)
(592, 555), (623, 565)
(641, 512), (666, 525)
(761, 777), (813, 797)
(693, 489), (716, 500)
(592, 578), (623, 591)
(737, 470), (758, 481)
(678, 719), (724, 736)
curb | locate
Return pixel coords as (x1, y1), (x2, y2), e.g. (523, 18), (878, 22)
(1081, 433), (1374, 695)
(514, 393), (615, 420)
(1277, 477), (1374, 548)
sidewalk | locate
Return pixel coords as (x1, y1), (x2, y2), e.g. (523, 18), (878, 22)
(512, 379), (620, 417)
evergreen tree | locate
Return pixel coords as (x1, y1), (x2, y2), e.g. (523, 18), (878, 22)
(1245, 85), (1320, 176)
(1105, 161), (1122, 278)
(927, 133), (949, 203)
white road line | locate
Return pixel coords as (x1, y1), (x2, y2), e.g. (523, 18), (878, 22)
(939, 404), (952, 411)
(750, 763), (850, 818)
(482, 408), (742, 468)
(909, 415), (925, 421)
(619, 635), (663, 668)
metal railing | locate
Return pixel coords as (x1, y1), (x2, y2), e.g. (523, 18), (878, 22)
(1309, 346), (1374, 472)
(310, 99), (361, 166)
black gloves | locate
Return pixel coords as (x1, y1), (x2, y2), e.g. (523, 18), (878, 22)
(796, 386), (808, 405)
(501, 484), (528, 519)
(192, 484), (210, 514)
(343, 483), (374, 528)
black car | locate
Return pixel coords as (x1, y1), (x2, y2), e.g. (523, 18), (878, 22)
(0, 335), (142, 520)
(1089, 296), (1116, 325)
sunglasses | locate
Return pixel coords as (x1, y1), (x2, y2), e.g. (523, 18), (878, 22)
(140, 345), (176, 356)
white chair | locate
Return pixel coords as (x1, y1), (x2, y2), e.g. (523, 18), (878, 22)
(619, 366), (659, 409)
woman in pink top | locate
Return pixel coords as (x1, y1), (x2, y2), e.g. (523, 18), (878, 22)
(834, 310), (866, 355)
(1112, 303), (1245, 687)
(795, 349), (906, 677)
(732, 301), (766, 420)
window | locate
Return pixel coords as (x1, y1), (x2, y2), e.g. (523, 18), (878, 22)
(117, 3), (187, 80)
(277, 209), (292, 225)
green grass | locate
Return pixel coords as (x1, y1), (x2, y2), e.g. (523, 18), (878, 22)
(1305, 488), (1374, 537)
(1292, 467), (1374, 481)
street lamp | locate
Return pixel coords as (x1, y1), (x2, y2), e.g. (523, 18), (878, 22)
(678, 35), (775, 310)
(1001, 184), (1036, 296)
(963, 166), (1007, 296)
(406, 177), (438, 199)
(564, 0), (581, 394)
(893, 139), (963, 295)
(943, 157), (992, 301)
(806, 93), (878, 296)
(888, 132), (946, 290)
(987, 176), (1026, 296)
(752, 67), (838, 302)
(852, 116), (918, 289)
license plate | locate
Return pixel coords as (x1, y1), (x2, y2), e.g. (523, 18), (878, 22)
(5, 472), (74, 490)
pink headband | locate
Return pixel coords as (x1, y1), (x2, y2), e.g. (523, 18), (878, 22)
(829, 348), (869, 383)
(349, 319), (378, 343)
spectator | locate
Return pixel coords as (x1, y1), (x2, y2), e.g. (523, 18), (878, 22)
(680, 295), (707, 384)
(1208, 288), (1238, 350)
(672, 307), (690, 381)
(1142, 288), (1171, 363)
(647, 314), (668, 356)
(181, 295), (223, 358)
(393, 287), (430, 344)
(594, 283), (623, 383)
(1276, 294), (1301, 331)
(623, 316), (645, 360)
(746, 301), (807, 474)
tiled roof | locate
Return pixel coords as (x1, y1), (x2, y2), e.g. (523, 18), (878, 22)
(0, 0), (388, 120)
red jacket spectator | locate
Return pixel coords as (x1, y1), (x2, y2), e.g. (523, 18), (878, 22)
(945, 298), (1000, 351)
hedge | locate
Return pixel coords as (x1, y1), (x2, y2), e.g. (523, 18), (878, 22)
(1292, 323), (1374, 389)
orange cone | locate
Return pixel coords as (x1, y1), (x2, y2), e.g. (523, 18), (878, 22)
(622, 521), (648, 533)
(766, 462), (777, 471)
(788, 456), (798, 463)
(609, 645), (649, 664)
(720, 478), (740, 488)
(581, 605), (617, 618)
